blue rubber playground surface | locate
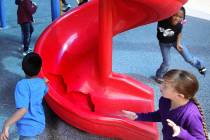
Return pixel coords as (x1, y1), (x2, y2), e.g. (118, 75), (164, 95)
(0, 0), (210, 139)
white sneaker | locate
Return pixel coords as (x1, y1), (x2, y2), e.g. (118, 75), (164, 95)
(22, 51), (28, 56)
(62, 4), (71, 12)
(22, 50), (31, 56)
(199, 67), (207, 76)
(63, 4), (71, 8)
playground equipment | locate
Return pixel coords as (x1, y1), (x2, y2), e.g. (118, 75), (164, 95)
(0, 0), (6, 28)
(35, 0), (187, 139)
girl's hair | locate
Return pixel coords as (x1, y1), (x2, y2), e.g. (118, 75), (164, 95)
(180, 7), (186, 19)
(163, 69), (198, 98)
(192, 97), (209, 140)
(163, 69), (209, 140)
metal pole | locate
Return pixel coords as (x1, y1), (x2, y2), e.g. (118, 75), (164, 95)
(51, 0), (60, 21)
(0, 0), (6, 28)
(60, 0), (62, 15)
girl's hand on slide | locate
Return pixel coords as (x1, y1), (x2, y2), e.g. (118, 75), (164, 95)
(122, 110), (138, 120)
(167, 119), (181, 137)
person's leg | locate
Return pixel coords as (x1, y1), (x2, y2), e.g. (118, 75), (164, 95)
(21, 28), (24, 45)
(156, 43), (172, 79)
(29, 23), (34, 51)
(19, 135), (38, 140)
(62, 0), (68, 5)
(21, 23), (31, 54)
(29, 22), (34, 38)
(62, 0), (71, 12)
(18, 25), (24, 51)
(174, 43), (206, 74)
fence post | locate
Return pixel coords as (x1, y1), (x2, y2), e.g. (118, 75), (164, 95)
(51, 0), (60, 21)
(0, 0), (6, 28)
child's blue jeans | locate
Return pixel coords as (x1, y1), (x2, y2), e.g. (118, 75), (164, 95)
(20, 22), (34, 52)
(19, 136), (38, 140)
(156, 42), (204, 78)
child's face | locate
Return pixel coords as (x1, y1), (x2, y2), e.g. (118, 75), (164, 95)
(160, 80), (178, 99)
(170, 10), (184, 26)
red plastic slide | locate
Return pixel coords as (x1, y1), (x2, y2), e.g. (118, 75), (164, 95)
(34, 0), (187, 139)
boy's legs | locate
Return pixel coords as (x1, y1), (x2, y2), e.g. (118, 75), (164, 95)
(156, 43), (172, 79)
(62, 0), (71, 12)
(29, 23), (34, 51)
(21, 29), (24, 45)
(21, 23), (31, 53)
(62, 0), (68, 5)
(19, 136), (38, 140)
(29, 23), (34, 39)
(18, 28), (24, 51)
(174, 43), (205, 70)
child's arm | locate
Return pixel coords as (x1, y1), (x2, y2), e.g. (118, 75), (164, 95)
(23, 0), (37, 15)
(167, 116), (206, 140)
(122, 110), (161, 122)
(176, 33), (183, 52)
(0, 108), (27, 140)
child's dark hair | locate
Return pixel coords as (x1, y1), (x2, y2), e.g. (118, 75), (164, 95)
(22, 52), (42, 77)
(163, 69), (209, 140)
(180, 6), (186, 19)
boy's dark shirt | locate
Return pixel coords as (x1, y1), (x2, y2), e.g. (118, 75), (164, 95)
(157, 19), (183, 43)
(17, 0), (37, 24)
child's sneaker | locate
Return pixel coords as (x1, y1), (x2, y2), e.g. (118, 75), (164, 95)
(22, 51), (29, 56)
(199, 67), (207, 76)
(62, 4), (71, 12)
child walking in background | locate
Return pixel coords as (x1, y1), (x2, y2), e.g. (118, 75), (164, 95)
(0, 53), (48, 140)
(123, 69), (208, 140)
(155, 7), (206, 83)
(16, 0), (37, 56)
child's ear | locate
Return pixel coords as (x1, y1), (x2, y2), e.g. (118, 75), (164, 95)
(177, 93), (185, 99)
